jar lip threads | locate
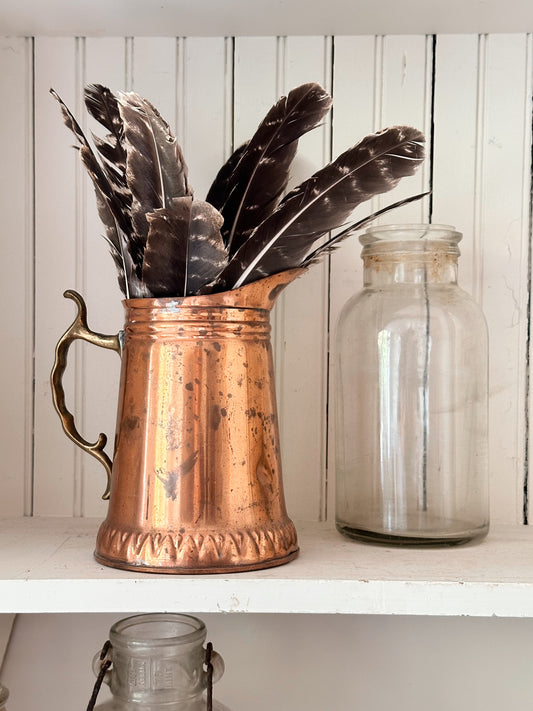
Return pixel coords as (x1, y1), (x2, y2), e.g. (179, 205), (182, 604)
(110, 613), (206, 649)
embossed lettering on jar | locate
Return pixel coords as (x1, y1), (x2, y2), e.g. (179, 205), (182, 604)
(335, 224), (489, 545)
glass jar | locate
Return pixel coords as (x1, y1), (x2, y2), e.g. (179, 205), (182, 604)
(92, 613), (230, 710)
(335, 224), (489, 545)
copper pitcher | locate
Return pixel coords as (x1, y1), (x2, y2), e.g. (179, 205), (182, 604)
(51, 270), (302, 573)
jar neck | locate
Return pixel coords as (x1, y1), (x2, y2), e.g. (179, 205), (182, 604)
(362, 244), (459, 286)
(360, 223), (461, 286)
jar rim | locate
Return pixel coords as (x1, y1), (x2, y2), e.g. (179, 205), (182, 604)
(110, 613), (206, 648)
(360, 223), (462, 246)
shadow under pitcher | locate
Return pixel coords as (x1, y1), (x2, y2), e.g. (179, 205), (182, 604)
(50, 270), (302, 573)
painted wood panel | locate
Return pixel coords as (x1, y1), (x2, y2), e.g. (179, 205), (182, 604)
(0, 37), (33, 516)
(32, 38), (80, 516)
(1, 32), (531, 529)
(180, 37), (232, 201)
(431, 35), (480, 294)
(480, 34), (531, 524)
(378, 34), (432, 220)
(274, 36), (332, 521)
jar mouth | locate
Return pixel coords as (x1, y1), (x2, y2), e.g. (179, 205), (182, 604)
(360, 223), (462, 246)
(110, 613), (206, 648)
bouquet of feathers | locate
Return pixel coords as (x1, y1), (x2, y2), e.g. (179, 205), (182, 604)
(51, 82), (425, 299)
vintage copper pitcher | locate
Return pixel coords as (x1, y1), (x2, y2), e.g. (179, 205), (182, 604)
(51, 269), (302, 573)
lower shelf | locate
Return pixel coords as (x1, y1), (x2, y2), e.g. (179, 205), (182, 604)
(1, 517), (533, 616)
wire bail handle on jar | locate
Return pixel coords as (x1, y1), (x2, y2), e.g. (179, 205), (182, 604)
(86, 638), (222, 711)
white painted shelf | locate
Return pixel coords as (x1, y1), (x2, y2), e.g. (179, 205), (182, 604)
(1, 517), (533, 617)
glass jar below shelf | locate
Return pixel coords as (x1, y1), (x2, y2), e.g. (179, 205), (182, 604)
(91, 613), (230, 710)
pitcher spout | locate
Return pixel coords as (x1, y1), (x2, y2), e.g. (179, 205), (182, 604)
(130, 267), (306, 312)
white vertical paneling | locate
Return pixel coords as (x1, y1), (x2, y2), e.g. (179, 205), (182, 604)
(81, 39), (128, 516)
(0, 38), (33, 516)
(276, 36), (332, 520)
(429, 36), (527, 523)
(181, 37), (232, 199)
(8, 32), (533, 530)
(378, 34), (432, 221)
(431, 35), (480, 296)
(131, 37), (177, 128)
(329, 36), (379, 317)
(233, 29), (279, 208)
(33, 38), (79, 515)
(328, 36), (378, 517)
(233, 38), (279, 145)
(480, 34), (531, 524)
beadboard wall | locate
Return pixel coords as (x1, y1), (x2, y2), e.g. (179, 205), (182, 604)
(2, 32), (533, 711)
(1, 34), (532, 524)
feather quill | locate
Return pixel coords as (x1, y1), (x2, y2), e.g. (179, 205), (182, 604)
(206, 83), (332, 256)
(207, 125), (425, 291)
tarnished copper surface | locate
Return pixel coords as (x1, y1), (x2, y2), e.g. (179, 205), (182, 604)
(52, 269), (304, 573)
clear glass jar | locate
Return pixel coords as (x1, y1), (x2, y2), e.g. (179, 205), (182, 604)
(335, 224), (489, 545)
(92, 613), (230, 710)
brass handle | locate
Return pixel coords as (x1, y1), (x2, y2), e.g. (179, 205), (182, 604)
(50, 290), (121, 500)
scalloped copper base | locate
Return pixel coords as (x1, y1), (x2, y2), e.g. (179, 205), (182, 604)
(94, 519), (299, 574)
